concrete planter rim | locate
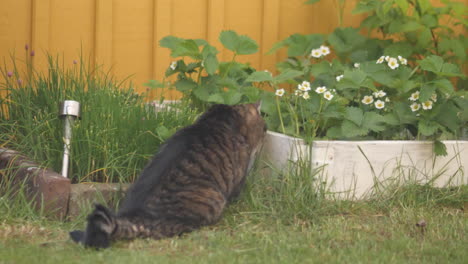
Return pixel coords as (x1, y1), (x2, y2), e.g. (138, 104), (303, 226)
(266, 130), (468, 144)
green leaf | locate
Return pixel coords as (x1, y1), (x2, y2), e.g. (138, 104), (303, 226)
(400, 21), (422, 32)
(345, 107), (364, 126)
(328, 27), (366, 54)
(242, 86), (262, 102)
(224, 90), (243, 105)
(440, 63), (462, 77)
(353, 2), (376, 14)
(174, 79), (197, 92)
(341, 120), (368, 138)
(346, 69), (367, 86)
(421, 14), (438, 28)
(418, 55), (463, 77)
(310, 61), (332, 76)
(156, 126), (171, 140)
(159, 36), (183, 49)
(273, 69), (304, 83)
(435, 101), (461, 134)
(393, 102), (417, 125)
(237, 35), (259, 55)
(395, 0), (409, 12)
(434, 140), (448, 156)
(219, 30), (258, 55)
(384, 43), (414, 58)
(382, 113), (400, 126)
(273, 34), (324, 57)
(207, 93), (225, 104)
(201, 44), (219, 58)
(219, 30), (239, 52)
(267, 39), (286, 55)
(418, 120), (439, 136)
(245, 71), (273, 82)
(204, 54), (218, 75)
(363, 112), (386, 132)
(326, 126), (342, 138)
(417, 28), (432, 48)
(419, 84), (436, 102)
(418, 55), (443, 73)
(171, 40), (201, 59)
(432, 79), (454, 95)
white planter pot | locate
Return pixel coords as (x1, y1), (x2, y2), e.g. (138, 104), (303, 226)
(261, 131), (468, 199)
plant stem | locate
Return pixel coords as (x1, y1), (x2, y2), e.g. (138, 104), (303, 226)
(222, 53), (237, 80)
(275, 95), (286, 134)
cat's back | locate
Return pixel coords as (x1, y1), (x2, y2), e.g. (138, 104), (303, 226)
(118, 104), (253, 215)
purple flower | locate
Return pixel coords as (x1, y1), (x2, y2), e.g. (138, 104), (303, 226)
(7, 71), (13, 77)
(17, 79), (22, 85)
(73, 60), (77, 65)
(25, 44), (29, 50)
(30, 50), (35, 57)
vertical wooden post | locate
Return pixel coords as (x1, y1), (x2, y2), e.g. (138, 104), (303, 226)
(95, 0), (113, 70)
(207, 0), (225, 59)
(31, 0), (50, 69)
(261, 0), (280, 73)
(152, 0), (172, 99)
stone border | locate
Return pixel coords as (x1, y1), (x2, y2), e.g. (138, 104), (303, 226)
(0, 148), (129, 220)
(0, 148), (70, 219)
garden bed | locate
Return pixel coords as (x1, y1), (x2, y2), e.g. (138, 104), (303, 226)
(261, 131), (468, 199)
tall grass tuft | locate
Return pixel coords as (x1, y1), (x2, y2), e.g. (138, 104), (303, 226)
(0, 52), (199, 183)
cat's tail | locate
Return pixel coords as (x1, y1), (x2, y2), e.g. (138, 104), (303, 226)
(70, 204), (198, 249)
(70, 204), (117, 249)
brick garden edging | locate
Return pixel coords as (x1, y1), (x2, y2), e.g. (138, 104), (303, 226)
(0, 148), (129, 220)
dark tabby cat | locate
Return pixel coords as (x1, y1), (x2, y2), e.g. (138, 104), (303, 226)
(70, 102), (266, 248)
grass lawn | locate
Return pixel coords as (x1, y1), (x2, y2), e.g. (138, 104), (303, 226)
(0, 172), (467, 264)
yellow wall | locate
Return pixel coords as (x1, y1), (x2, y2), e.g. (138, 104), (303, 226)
(6, 0), (448, 99)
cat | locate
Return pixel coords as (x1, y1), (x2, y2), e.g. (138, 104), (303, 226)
(70, 102), (266, 249)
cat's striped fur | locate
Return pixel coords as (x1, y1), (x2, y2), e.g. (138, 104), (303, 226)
(70, 103), (266, 248)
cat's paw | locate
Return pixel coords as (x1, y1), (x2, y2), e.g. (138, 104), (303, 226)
(82, 204), (116, 249)
(69, 230), (85, 244)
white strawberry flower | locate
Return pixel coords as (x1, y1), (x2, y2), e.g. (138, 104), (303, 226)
(295, 90), (303, 96)
(361, 95), (374, 105)
(275, 89), (285, 97)
(374, 100), (385, 109)
(315, 86), (327, 94)
(409, 91), (420, 101)
(170, 61), (177, 70)
(354, 63), (360, 68)
(431, 93), (437, 102)
(387, 57), (399, 69)
(336, 75), (344, 82)
(373, 90), (387, 98)
(410, 103), (421, 112)
(323, 91), (334, 100)
(422, 100), (433, 110)
(385, 97), (390, 102)
(303, 92), (310, 100)
(311, 48), (323, 58)
(398, 55), (408, 65)
(385, 56), (390, 62)
(301, 81), (311, 91)
(376, 56), (385, 64)
(320, 45), (331, 56)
